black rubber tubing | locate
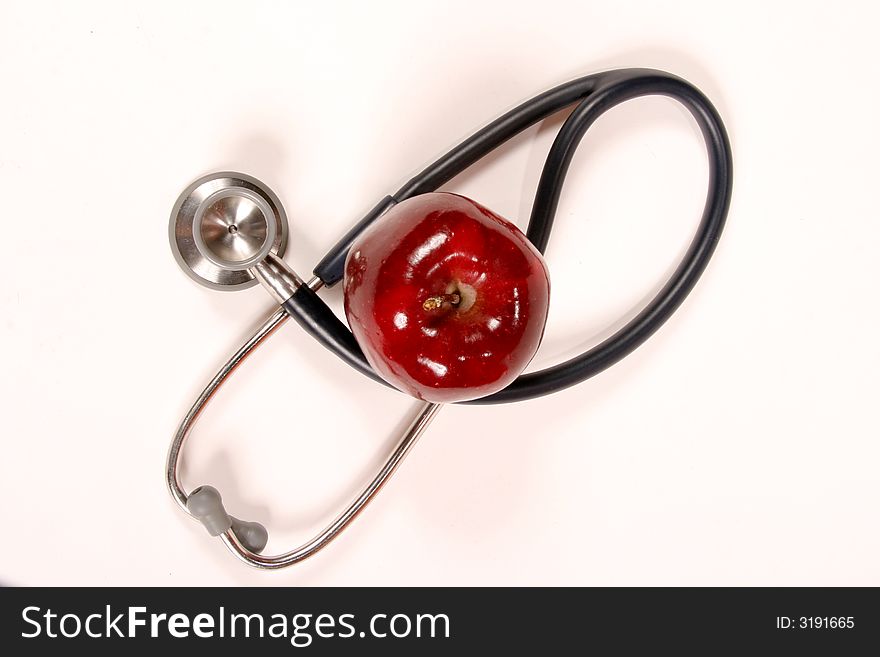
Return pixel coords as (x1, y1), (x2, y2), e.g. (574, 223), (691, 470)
(282, 285), (389, 388)
(287, 68), (733, 405)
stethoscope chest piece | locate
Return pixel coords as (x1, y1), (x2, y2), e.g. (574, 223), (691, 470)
(170, 172), (289, 291)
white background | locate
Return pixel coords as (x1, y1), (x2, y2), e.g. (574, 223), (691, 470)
(1, 0), (877, 586)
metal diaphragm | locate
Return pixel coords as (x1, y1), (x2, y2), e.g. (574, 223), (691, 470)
(170, 172), (289, 291)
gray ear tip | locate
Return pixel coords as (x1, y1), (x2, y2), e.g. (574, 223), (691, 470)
(186, 485), (221, 510)
(231, 517), (269, 554)
(186, 485), (231, 536)
(186, 488), (266, 550)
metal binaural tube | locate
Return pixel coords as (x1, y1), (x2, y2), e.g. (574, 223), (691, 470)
(166, 306), (291, 513)
(220, 400), (441, 569)
(166, 274), (443, 568)
(166, 275), (326, 512)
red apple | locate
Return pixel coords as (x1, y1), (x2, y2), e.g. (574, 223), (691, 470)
(343, 192), (550, 402)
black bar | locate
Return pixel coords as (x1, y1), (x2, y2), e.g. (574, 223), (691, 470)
(1, 587), (877, 654)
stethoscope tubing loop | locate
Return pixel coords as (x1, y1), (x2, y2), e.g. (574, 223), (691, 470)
(294, 68), (733, 405)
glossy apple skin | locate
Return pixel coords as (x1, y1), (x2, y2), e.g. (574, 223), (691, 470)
(343, 192), (550, 403)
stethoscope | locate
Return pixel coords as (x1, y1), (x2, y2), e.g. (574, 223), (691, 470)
(166, 68), (732, 570)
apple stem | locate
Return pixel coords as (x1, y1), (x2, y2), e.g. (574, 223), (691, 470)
(422, 293), (461, 311)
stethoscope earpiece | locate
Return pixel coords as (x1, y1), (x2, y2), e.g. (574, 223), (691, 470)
(186, 486), (269, 554)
